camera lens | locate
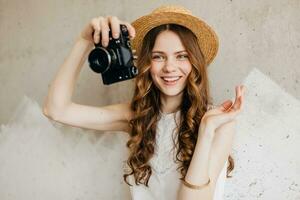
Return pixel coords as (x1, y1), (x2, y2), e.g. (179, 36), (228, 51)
(88, 47), (111, 73)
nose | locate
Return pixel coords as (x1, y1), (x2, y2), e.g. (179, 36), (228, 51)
(162, 57), (177, 73)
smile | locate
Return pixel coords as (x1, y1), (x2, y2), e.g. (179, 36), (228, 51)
(161, 76), (182, 85)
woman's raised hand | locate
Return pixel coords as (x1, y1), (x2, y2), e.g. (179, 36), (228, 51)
(80, 16), (136, 46)
(200, 85), (246, 134)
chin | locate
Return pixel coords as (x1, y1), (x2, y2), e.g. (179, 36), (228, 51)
(159, 87), (185, 97)
(153, 77), (187, 97)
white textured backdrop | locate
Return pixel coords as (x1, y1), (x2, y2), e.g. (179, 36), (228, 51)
(225, 68), (300, 199)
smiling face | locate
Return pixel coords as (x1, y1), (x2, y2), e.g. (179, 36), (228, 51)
(150, 30), (192, 98)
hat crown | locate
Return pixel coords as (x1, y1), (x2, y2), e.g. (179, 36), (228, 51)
(131, 5), (219, 65)
(152, 5), (192, 15)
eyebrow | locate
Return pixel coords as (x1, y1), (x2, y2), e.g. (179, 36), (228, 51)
(151, 50), (187, 54)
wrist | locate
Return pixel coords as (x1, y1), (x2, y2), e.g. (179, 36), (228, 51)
(198, 125), (215, 142)
(75, 36), (94, 47)
(73, 37), (94, 54)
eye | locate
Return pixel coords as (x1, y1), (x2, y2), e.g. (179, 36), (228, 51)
(151, 54), (165, 61)
(177, 54), (189, 60)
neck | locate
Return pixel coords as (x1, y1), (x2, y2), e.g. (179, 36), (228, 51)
(160, 92), (183, 114)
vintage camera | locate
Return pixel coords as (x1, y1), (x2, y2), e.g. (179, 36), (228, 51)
(88, 24), (138, 85)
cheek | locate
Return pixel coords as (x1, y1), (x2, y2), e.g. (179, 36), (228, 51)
(149, 70), (157, 85)
(183, 64), (192, 77)
(186, 68), (192, 75)
(150, 65), (161, 79)
(149, 68), (155, 80)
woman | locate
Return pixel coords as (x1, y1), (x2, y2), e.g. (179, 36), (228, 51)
(43, 5), (245, 200)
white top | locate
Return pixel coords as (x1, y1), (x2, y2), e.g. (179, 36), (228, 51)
(127, 110), (227, 200)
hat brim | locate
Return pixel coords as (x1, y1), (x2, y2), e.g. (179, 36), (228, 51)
(131, 12), (219, 66)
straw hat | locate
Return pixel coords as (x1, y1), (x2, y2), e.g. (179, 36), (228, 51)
(131, 5), (219, 65)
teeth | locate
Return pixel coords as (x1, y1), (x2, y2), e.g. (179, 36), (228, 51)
(162, 76), (180, 81)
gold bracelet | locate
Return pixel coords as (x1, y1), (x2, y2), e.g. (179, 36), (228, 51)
(181, 178), (210, 190)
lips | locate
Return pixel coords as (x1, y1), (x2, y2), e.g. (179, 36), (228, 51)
(161, 76), (181, 81)
(161, 76), (182, 85)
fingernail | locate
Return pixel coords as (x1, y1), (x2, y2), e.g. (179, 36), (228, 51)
(113, 33), (119, 38)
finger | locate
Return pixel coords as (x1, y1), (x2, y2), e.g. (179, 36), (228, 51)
(227, 101), (243, 116)
(91, 18), (101, 44)
(229, 86), (241, 110)
(228, 96), (242, 112)
(122, 22), (136, 38)
(100, 17), (110, 47)
(240, 85), (246, 110)
(108, 16), (120, 39)
(240, 95), (244, 110)
(240, 90), (245, 110)
(221, 100), (233, 111)
(235, 85), (241, 101)
(205, 100), (232, 116)
(234, 85), (245, 110)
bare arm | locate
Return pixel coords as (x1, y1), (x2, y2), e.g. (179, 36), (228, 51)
(177, 125), (215, 200)
(177, 121), (236, 200)
(43, 16), (135, 133)
(43, 38), (132, 133)
(177, 85), (245, 200)
(43, 37), (93, 116)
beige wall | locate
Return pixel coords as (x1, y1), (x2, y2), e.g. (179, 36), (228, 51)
(1, 0), (299, 124)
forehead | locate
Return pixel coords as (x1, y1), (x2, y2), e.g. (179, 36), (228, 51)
(152, 30), (186, 53)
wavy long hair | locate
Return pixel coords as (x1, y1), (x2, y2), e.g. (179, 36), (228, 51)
(123, 24), (234, 187)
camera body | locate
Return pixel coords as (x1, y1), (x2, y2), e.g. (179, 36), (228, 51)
(88, 24), (138, 85)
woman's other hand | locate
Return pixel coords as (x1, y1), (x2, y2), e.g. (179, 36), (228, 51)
(200, 85), (246, 136)
(79, 16), (136, 46)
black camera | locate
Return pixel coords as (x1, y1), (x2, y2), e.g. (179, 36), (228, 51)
(88, 24), (138, 85)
